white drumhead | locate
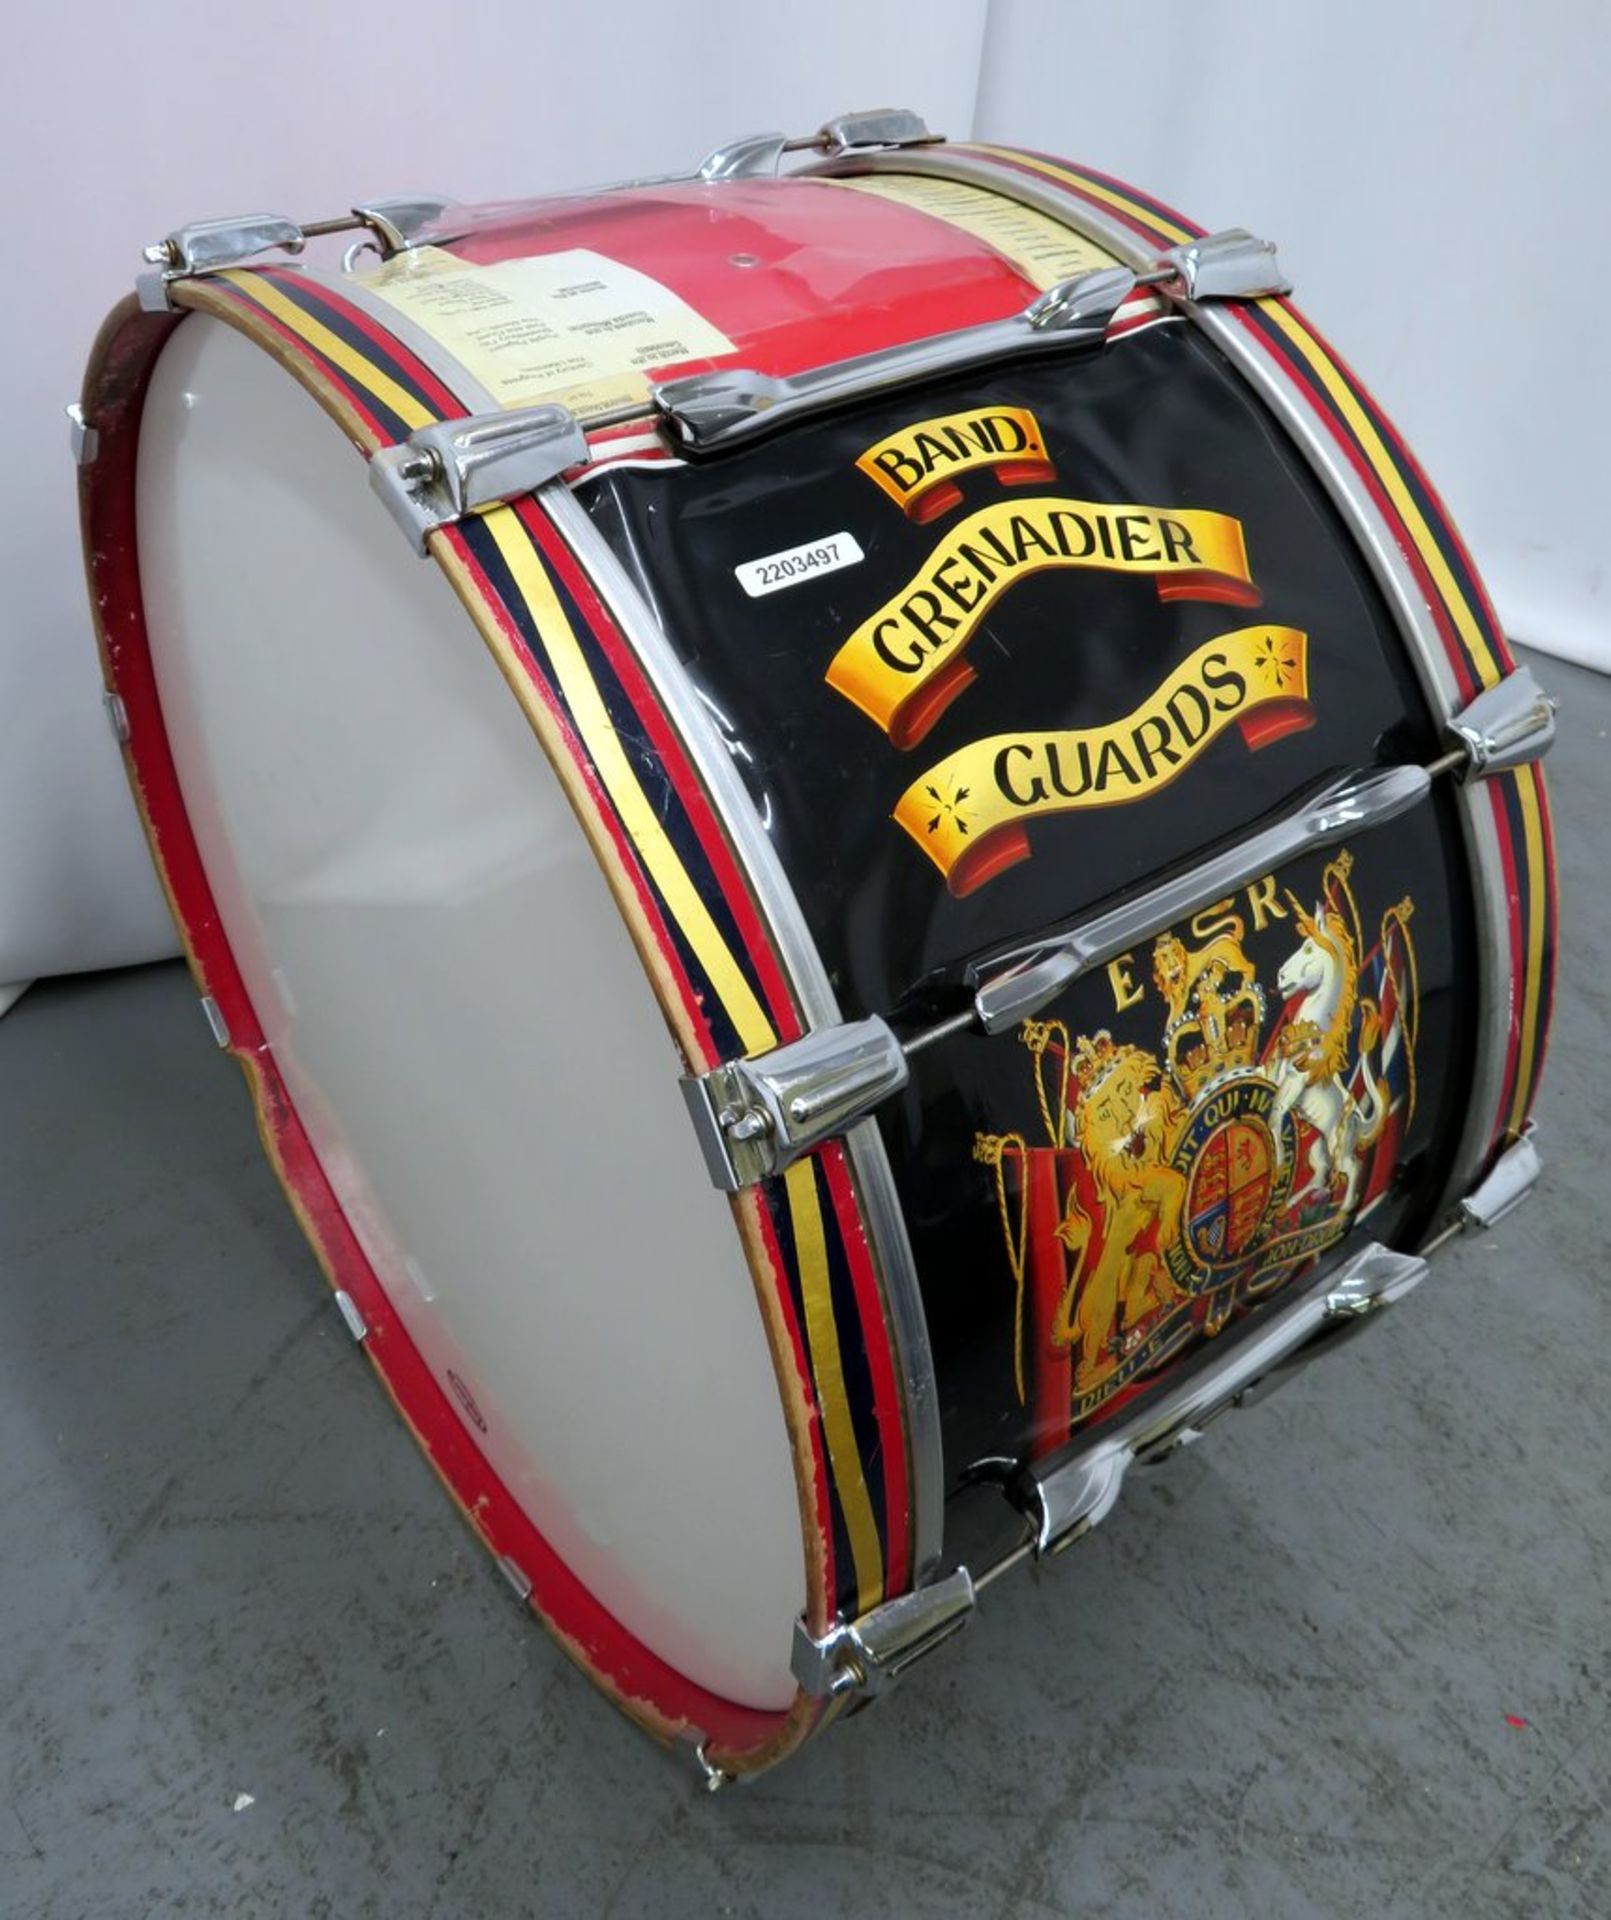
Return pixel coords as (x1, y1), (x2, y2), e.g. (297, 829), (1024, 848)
(136, 313), (804, 1708)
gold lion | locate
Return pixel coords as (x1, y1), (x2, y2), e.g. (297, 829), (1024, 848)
(1049, 1038), (1189, 1393)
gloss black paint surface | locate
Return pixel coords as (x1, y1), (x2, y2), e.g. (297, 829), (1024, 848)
(584, 320), (1476, 1484)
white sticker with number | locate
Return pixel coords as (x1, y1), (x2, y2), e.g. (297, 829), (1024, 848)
(734, 532), (865, 599)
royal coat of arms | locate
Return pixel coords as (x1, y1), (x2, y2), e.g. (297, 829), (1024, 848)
(974, 849), (1420, 1445)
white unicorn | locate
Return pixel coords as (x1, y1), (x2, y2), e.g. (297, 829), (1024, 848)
(1268, 860), (1390, 1214)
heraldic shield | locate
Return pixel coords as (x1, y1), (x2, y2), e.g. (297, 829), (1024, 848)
(975, 848), (1420, 1449)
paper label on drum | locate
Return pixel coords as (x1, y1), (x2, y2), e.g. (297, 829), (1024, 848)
(352, 245), (735, 420)
(734, 531), (865, 598)
(820, 174), (1122, 290)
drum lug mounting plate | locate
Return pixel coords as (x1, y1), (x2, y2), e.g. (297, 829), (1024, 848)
(791, 1566), (977, 1701)
(681, 1016), (910, 1190)
(1446, 666), (1557, 777)
(369, 406), (590, 552)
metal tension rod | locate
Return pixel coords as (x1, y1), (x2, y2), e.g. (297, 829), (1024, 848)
(683, 667), (1556, 1192)
(136, 198), (455, 309)
(792, 1234), (1428, 1700)
(652, 226), (1291, 457)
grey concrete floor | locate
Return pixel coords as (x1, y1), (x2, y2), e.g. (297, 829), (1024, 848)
(2, 647), (1609, 1920)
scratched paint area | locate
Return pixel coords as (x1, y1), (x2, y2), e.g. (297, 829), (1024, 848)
(0, 648), (1606, 1919)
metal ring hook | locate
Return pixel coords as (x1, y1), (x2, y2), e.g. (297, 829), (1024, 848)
(342, 236), (382, 274)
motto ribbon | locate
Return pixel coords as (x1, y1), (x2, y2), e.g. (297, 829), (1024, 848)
(826, 495), (1261, 749)
(895, 626), (1314, 897)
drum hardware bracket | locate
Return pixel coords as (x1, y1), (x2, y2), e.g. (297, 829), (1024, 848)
(333, 1289), (369, 1342)
(496, 1554), (534, 1603)
(1445, 664), (1557, 777)
(691, 1741), (734, 1793)
(698, 108), (940, 183)
(791, 1240), (1426, 1701)
(790, 1565), (978, 1701)
(1415, 1123), (1544, 1255)
(136, 197), (457, 310)
(369, 407), (591, 553)
(685, 675), (1554, 1195)
(102, 690), (131, 746)
(684, 762), (1430, 1190)
(653, 263), (1134, 456)
(1152, 227), (1292, 302)
(652, 225), (1286, 457)
(65, 402), (99, 466)
(198, 994), (231, 1049)
(681, 1016), (913, 1190)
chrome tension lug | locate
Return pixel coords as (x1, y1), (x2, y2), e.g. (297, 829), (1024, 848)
(1460, 1124), (1541, 1229)
(653, 369), (790, 448)
(967, 765), (1430, 1036)
(790, 1567), (977, 1701)
(103, 690), (130, 744)
(656, 256), (1125, 455)
(681, 1017), (910, 1191)
(697, 107), (936, 185)
(66, 402), (100, 466)
(1322, 1243), (1429, 1318)
(692, 1742), (734, 1792)
(1446, 667), (1557, 777)
(1025, 265), (1138, 335)
(1156, 227), (1292, 301)
(1023, 1240), (1426, 1550)
(349, 195), (456, 256)
(137, 212), (307, 305)
(697, 131), (789, 183)
(368, 405), (589, 552)
(811, 107), (938, 156)
(333, 1289), (369, 1342)
(198, 994), (230, 1049)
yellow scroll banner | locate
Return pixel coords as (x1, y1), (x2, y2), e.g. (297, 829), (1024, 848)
(896, 626), (1314, 898)
(825, 496), (1260, 748)
(856, 405), (1055, 522)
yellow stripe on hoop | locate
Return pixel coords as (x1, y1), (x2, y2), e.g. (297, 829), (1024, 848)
(783, 1159), (884, 1616)
(218, 269), (437, 435)
(481, 506), (885, 1607)
(966, 144), (1195, 247)
(481, 506), (774, 1055)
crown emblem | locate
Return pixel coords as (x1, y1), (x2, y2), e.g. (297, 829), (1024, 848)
(1153, 935), (1265, 1099)
(1069, 1030), (1129, 1104)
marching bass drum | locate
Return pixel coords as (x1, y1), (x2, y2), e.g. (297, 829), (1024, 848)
(75, 111), (1556, 1779)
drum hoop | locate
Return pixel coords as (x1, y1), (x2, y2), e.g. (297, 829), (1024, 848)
(71, 277), (888, 1775)
(813, 142), (1557, 1228)
(276, 255), (942, 1621)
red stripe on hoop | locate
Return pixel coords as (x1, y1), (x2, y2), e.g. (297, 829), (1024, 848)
(749, 1188), (839, 1620)
(817, 1143), (911, 1595)
(517, 498), (804, 1042)
(257, 267), (469, 423)
(197, 281), (398, 449)
(436, 522), (719, 1068)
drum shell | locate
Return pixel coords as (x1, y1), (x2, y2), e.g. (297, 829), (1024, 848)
(74, 140), (1557, 1775)
(579, 322), (1482, 1476)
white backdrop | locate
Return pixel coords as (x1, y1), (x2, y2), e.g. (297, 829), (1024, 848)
(0, 0), (988, 1004)
(974, 0), (1611, 679)
(5, 0), (1605, 998)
